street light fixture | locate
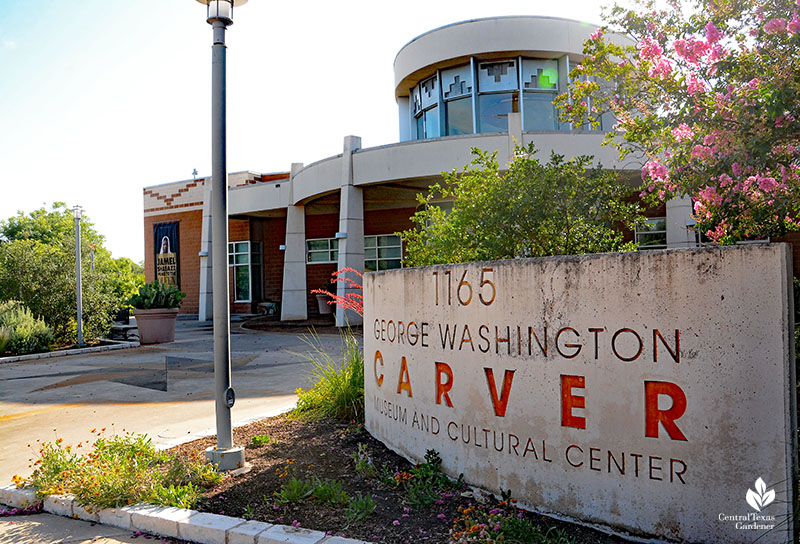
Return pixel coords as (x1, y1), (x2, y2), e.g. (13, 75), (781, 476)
(194, 0), (248, 472)
(72, 205), (84, 347)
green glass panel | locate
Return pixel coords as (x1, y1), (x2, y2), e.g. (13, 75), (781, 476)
(378, 247), (401, 259)
(308, 252), (329, 262)
(379, 259), (402, 270)
(523, 93), (557, 131)
(638, 233), (667, 247)
(424, 106), (440, 138)
(478, 93), (517, 133)
(235, 254), (249, 264)
(378, 235), (401, 246)
(446, 97), (474, 135)
(365, 261), (377, 272)
(235, 242), (248, 253)
(235, 266), (250, 301)
(364, 236), (376, 248)
(365, 248), (377, 259)
(307, 240), (328, 250)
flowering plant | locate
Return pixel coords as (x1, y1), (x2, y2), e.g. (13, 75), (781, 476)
(556, 0), (800, 243)
(311, 268), (363, 316)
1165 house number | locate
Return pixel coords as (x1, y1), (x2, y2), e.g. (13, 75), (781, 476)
(433, 268), (496, 306)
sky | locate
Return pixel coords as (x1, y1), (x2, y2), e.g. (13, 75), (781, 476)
(0, 0), (611, 264)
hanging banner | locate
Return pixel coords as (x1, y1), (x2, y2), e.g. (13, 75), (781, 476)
(154, 222), (179, 287)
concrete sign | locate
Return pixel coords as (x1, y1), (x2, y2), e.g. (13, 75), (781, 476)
(363, 245), (797, 543)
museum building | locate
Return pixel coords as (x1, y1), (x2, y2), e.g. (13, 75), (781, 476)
(142, 16), (699, 325)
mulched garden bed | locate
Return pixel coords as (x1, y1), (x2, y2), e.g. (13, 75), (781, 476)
(167, 415), (629, 544)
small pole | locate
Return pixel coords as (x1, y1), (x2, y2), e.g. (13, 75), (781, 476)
(73, 207), (83, 346)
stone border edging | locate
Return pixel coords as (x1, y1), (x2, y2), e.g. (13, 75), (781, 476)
(0, 485), (370, 544)
(0, 340), (138, 364)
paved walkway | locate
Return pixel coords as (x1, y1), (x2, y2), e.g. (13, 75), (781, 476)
(0, 318), (345, 544)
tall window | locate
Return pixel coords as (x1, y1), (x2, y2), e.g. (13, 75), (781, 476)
(477, 60), (519, 133)
(364, 235), (402, 271)
(442, 65), (474, 136)
(521, 59), (558, 131)
(636, 218), (667, 249)
(228, 241), (261, 302)
(413, 75), (440, 139)
(306, 237), (339, 263)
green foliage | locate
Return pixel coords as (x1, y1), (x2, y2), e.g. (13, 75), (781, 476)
(351, 443), (377, 477)
(24, 431), (219, 510)
(250, 434), (273, 447)
(404, 449), (459, 509)
(452, 502), (574, 544)
(274, 477), (312, 504)
(0, 301), (54, 355)
(111, 257), (145, 302)
(294, 328), (365, 423)
(556, 0), (800, 243)
(309, 477), (349, 505)
(401, 145), (642, 266)
(344, 493), (377, 523)
(0, 204), (132, 344)
(127, 281), (186, 310)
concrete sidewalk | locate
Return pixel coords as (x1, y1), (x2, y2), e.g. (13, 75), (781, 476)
(0, 513), (145, 544)
(0, 317), (353, 544)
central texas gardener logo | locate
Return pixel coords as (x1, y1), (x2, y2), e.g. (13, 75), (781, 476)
(745, 477), (775, 512)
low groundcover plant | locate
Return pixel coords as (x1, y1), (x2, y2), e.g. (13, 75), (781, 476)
(14, 429), (222, 510)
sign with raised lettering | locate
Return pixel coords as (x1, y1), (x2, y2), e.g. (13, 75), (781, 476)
(363, 245), (796, 543)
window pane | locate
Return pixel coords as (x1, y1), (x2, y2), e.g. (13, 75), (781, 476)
(235, 266), (250, 301)
(416, 115), (424, 140)
(364, 236), (376, 248)
(446, 97), (473, 135)
(307, 240), (328, 250)
(331, 239), (339, 250)
(228, 254), (234, 265)
(308, 252), (329, 262)
(642, 218), (667, 231)
(227, 242), (234, 254)
(235, 254), (249, 265)
(379, 259), (402, 270)
(523, 93), (557, 131)
(365, 248), (377, 259)
(377, 235), (401, 246)
(365, 260), (377, 272)
(331, 250), (339, 260)
(478, 93), (518, 133)
(637, 233), (667, 247)
(378, 246), (402, 259)
(424, 106), (440, 138)
(235, 242), (248, 253)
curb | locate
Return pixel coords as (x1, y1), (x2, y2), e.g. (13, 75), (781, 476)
(0, 485), (370, 544)
(0, 340), (138, 364)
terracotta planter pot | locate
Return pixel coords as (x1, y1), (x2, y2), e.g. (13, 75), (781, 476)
(134, 308), (179, 344)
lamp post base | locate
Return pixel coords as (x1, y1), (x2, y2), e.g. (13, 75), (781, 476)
(205, 445), (246, 472)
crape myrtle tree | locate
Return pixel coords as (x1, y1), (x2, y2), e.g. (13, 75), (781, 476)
(556, 0), (800, 244)
(0, 203), (143, 343)
(401, 144), (643, 267)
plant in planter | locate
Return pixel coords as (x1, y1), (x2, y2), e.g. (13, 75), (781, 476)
(128, 281), (186, 344)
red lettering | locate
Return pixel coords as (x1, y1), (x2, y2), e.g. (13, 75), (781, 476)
(645, 381), (687, 440)
(561, 374), (586, 429)
(397, 356), (413, 397)
(484, 368), (515, 417)
(435, 362), (454, 407)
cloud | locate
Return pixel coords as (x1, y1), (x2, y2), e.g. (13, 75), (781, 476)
(3, 40), (17, 49)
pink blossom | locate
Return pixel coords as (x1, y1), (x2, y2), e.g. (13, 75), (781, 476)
(764, 18), (787, 34)
(708, 44), (726, 62)
(755, 175), (779, 193)
(648, 57), (674, 79)
(670, 123), (693, 142)
(789, 12), (800, 34)
(732, 161), (742, 176)
(691, 144), (714, 161)
(686, 74), (706, 95)
(747, 78), (760, 90)
(705, 22), (722, 43)
(674, 37), (710, 64)
(590, 29), (604, 40)
(642, 160), (669, 181)
(638, 37), (663, 60)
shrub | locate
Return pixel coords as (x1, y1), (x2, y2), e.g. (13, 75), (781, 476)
(128, 281), (186, 310)
(0, 301), (54, 355)
(23, 431), (219, 510)
(294, 328), (364, 423)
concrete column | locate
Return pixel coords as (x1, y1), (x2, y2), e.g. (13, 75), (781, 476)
(280, 163), (308, 321)
(507, 111), (522, 161)
(666, 195), (697, 248)
(197, 179), (214, 321)
(336, 135), (364, 327)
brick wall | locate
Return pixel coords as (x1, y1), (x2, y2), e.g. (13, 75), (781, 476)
(144, 210), (203, 314)
(305, 213), (339, 318)
(364, 207), (416, 236)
